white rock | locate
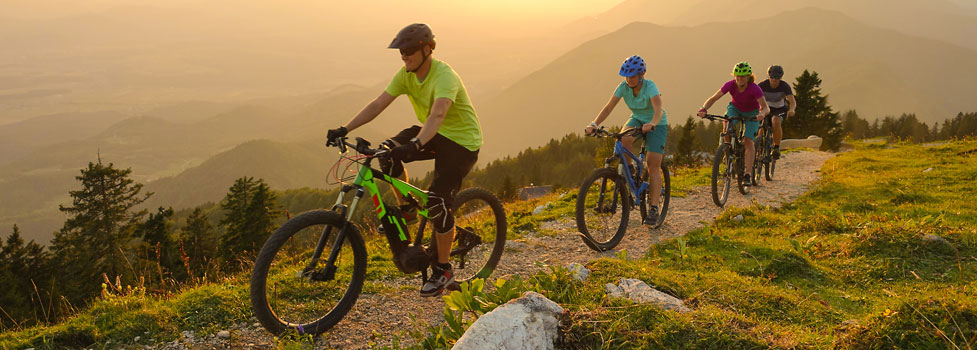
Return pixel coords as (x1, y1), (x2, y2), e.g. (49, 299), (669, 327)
(606, 278), (690, 313)
(182, 330), (195, 339)
(734, 214), (744, 221)
(533, 204), (550, 215)
(253, 322), (261, 328)
(566, 263), (590, 282)
(922, 167), (934, 173)
(217, 330), (230, 339)
(133, 336), (141, 342)
(454, 291), (564, 350)
(922, 234), (949, 245)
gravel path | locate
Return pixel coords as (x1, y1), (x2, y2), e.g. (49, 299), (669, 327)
(141, 150), (833, 350)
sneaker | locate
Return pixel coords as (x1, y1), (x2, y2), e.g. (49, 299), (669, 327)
(743, 174), (752, 187)
(420, 263), (454, 297)
(643, 206), (659, 225)
(772, 147), (781, 160)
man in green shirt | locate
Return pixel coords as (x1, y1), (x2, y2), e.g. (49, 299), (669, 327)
(326, 23), (483, 297)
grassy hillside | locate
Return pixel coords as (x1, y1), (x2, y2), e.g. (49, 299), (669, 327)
(2, 139), (974, 349)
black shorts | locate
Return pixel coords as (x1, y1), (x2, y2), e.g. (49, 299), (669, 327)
(768, 106), (789, 122)
(387, 125), (479, 207)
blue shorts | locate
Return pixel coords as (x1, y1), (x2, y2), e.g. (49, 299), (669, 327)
(624, 118), (667, 154)
(726, 103), (760, 141)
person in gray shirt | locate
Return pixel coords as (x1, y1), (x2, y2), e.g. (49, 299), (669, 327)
(758, 65), (796, 159)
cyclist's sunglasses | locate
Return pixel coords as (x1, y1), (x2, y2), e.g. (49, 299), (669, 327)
(399, 45), (423, 56)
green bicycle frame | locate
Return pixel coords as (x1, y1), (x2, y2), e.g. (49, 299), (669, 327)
(338, 162), (431, 241)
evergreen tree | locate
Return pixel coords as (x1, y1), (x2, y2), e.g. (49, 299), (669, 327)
(218, 177), (279, 265)
(1, 225), (53, 328)
(51, 160), (149, 303)
(136, 207), (179, 283)
(787, 70), (843, 150)
(180, 208), (217, 277)
(841, 110), (871, 140)
(497, 175), (519, 202)
(675, 116), (699, 167)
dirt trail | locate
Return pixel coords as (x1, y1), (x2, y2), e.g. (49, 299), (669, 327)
(147, 151), (833, 350)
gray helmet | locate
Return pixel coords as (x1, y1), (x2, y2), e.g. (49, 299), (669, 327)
(768, 65), (784, 79)
(388, 23), (435, 49)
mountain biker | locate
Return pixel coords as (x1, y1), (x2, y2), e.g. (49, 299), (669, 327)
(326, 23), (483, 297)
(696, 61), (769, 185)
(584, 55), (667, 224)
(758, 65), (796, 159)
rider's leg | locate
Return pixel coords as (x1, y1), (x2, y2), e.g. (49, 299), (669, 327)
(646, 152), (663, 205)
(621, 135), (638, 171)
(744, 138), (755, 175)
(772, 115), (783, 147)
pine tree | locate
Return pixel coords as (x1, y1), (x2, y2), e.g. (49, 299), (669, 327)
(498, 175), (518, 201)
(676, 116), (699, 167)
(137, 207), (179, 283)
(1, 225), (53, 328)
(218, 177), (279, 266)
(180, 208), (217, 276)
(787, 70), (843, 150)
(52, 160), (149, 302)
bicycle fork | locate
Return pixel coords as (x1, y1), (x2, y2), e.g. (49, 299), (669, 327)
(300, 185), (362, 282)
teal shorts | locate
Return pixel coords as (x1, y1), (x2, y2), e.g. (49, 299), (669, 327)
(625, 118), (667, 154)
(726, 103), (760, 141)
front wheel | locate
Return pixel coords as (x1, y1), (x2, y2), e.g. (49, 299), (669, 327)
(576, 168), (630, 251)
(711, 143), (732, 207)
(752, 135), (765, 186)
(446, 187), (507, 283)
(250, 210), (368, 336)
(640, 163), (671, 228)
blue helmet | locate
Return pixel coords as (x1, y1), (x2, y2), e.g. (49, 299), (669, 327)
(619, 55), (646, 77)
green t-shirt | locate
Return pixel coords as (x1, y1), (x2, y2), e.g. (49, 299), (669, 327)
(613, 79), (667, 126)
(385, 59), (483, 151)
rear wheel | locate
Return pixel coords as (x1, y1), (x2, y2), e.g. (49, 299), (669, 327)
(445, 188), (507, 283)
(250, 210), (367, 336)
(711, 143), (732, 207)
(576, 168), (630, 251)
(752, 132), (765, 186)
(766, 135), (777, 181)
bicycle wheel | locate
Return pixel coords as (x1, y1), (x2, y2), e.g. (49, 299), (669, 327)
(752, 133), (765, 187)
(640, 163), (671, 228)
(766, 136), (777, 181)
(447, 187), (507, 283)
(711, 143), (732, 207)
(576, 168), (630, 251)
(737, 143), (751, 195)
(251, 210), (367, 336)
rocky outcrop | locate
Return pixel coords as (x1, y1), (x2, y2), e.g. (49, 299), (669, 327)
(453, 291), (564, 350)
(605, 278), (690, 313)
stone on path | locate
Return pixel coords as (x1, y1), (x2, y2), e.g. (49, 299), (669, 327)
(566, 263), (590, 281)
(605, 278), (690, 313)
(454, 291), (564, 350)
(217, 330), (230, 339)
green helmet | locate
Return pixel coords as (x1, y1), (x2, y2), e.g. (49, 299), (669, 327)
(732, 61), (753, 76)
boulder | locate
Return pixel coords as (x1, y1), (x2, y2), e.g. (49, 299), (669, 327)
(454, 291), (564, 350)
(605, 278), (690, 313)
(781, 135), (823, 150)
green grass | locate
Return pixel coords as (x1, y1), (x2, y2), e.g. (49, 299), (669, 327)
(543, 140), (977, 349)
(6, 143), (976, 349)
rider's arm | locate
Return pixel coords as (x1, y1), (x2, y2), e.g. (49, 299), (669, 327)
(787, 95), (797, 114)
(700, 89), (725, 112)
(416, 97), (453, 145)
(591, 96), (621, 126)
(757, 97), (770, 120)
(648, 95), (664, 126)
(343, 91), (397, 132)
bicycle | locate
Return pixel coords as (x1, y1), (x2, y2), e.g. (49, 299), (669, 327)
(575, 127), (671, 252)
(250, 136), (507, 336)
(754, 111), (784, 182)
(703, 114), (755, 207)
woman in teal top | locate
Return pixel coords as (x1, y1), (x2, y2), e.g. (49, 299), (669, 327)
(585, 55), (668, 224)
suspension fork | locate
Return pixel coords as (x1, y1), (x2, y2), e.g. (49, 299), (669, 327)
(304, 186), (363, 281)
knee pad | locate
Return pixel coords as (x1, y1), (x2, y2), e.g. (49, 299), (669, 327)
(426, 194), (454, 233)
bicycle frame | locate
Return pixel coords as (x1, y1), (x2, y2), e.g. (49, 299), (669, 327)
(611, 141), (650, 203)
(306, 154), (432, 280)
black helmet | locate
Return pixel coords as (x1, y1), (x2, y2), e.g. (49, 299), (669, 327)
(389, 23), (435, 49)
(768, 65), (784, 79)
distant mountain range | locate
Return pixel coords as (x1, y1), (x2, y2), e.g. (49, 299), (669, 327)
(477, 7), (977, 160)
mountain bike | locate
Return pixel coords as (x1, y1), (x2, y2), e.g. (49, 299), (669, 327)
(575, 127), (671, 252)
(250, 136), (506, 336)
(755, 111), (784, 182)
(703, 114), (754, 207)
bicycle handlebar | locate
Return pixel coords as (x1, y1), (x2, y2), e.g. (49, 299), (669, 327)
(586, 126), (644, 139)
(701, 114), (756, 122)
(327, 136), (389, 158)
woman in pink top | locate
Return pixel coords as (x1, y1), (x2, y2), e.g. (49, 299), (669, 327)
(696, 61), (769, 186)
